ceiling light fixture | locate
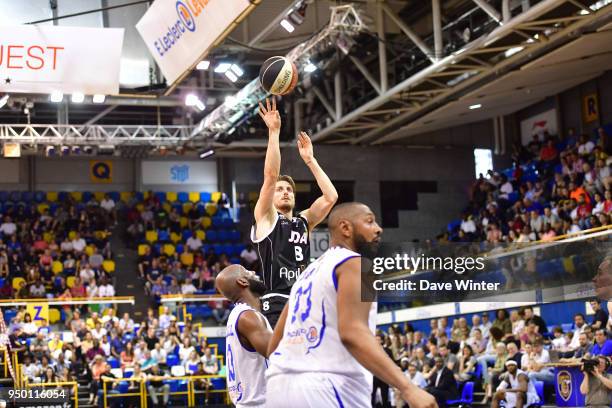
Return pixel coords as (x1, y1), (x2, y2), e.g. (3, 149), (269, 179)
(0, 95), (9, 109)
(199, 149), (215, 159)
(214, 62), (232, 73)
(469, 104), (482, 110)
(50, 91), (63, 103)
(197, 60), (210, 70)
(71, 92), (85, 103)
(93, 94), (106, 103)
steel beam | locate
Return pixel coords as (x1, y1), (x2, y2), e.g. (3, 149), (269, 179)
(309, 0), (570, 143)
(334, 72), (343, 120)
(432, 0), (443, 61)
(382, 4), (435, 63)
(348, 56), (382, 95)
(472, 0), (502, 23)
(312, 87), (337, 119)
(377, 2), (388, 92)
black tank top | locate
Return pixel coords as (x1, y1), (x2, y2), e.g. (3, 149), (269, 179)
(251, 213), (310, 296)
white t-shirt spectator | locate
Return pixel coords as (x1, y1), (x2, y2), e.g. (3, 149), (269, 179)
(72, 238), (87, 253)
(578, 140), (595, 156)
(98, 284), (115, 297)
(87, 283), (98, 298)
(461, 218), (477, 234)
(79, 267), (95, 284)
(407, 370), (427, 388)
(240, 248), (258, 264)
(91, 327), (108, 341)
(30, 283), (46, 297)
(0, 221), (17, 236)
(552, 336), (568, 351)
(60, 240), (73, 252)
(499, 181), (513, 199)
(186, 236), (202, 251)
(159, 313), (172, 331)
(151, 348), (167, 364)
(100, 198), (116, 212)
(569, 325), (586, 350)
(181, 282), (197, 295)
(179, 345), (195, 363)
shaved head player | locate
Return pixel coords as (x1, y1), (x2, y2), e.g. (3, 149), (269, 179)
(216, 265), (273, 407)
(265, 202), (437, 408)
(253, 97), (338, 326)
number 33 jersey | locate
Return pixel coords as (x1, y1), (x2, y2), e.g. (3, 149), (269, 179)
(266, 247), (377, 385)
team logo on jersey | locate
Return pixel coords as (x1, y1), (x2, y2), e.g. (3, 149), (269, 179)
(306, 326), (319, 343)
(228, 382), (243, 402)
(288, 230), (308, 244)
(557, 371), (571, 401)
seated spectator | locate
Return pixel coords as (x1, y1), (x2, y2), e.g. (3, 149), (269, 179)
(525, 339), (554, 386)
(240, 244), (258, 270)
(493, 360), (540, 408)
(591, 329), (612, 357)
(201, 347), (218, 374)
(590, 299), (609, 330)
(146, 364), (170, 407)
(424, 356), (458, 408)
(481, 342), (507, 404)
(455, 344), (477, 383)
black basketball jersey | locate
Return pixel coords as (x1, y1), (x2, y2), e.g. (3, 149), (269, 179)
(251, 213), (310, 296)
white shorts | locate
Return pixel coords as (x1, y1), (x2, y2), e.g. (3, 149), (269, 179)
(504, 391), (539, 408)
(266, 372), (371, 408)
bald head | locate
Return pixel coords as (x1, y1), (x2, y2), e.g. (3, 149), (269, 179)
(215, 264), (266, 303)
(328, 202), (372, 232)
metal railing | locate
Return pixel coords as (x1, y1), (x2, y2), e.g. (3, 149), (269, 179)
(102, 374), (228, 408)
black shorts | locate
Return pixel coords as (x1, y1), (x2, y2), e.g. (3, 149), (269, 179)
(261, 296), (289, 328)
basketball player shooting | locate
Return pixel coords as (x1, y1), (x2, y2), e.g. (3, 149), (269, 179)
(215, 264), (273, 408)
(264, 202), (438, 408)
(253, 97), (338, 327)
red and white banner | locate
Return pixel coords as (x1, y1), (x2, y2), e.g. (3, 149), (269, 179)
(136, 0), (252, 85)
(520, 108), (558, 146)
(0, 25), (124, 95)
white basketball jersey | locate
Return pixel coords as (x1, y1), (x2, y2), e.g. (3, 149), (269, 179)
(226, 303), (271, 406)
(266, 247), (377, 387)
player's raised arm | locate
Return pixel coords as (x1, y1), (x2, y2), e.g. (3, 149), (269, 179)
(267, 303), (288, 357)
(336, 257), (438, 408)
(254, 97), (281, 238)
(238, 310), (273, 358)
(297, 131), (338, 230)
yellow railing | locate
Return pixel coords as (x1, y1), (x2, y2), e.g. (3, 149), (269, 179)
(26, 381), (79, 408)
(102, 374), (228, 408)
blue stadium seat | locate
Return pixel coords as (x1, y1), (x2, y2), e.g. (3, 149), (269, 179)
(218, 230), (229, 242)
(176, 244), (184, 254)
(9, 191), (20, 202)
(153, 244), (161, 256)
(158, 230), (170, 242)
(172, 203), (183, 214)
(212, 217), (223, 228)
(447, 381), (474, 406)
(154, 192), (166, 203)
(108, 357), (120, 369)
(207, 230), (218, 242)
(177, 192), (189, 203)
(213, 244), (223, 254)
(118, 381), (129, 393)
(109, 192), (120, 202)
(222, 218), (234, 228)
(200, 192), (211, 202)
(123, 371), (133, 378)
(230, 257), (241, 265)
(58, 191), (69, 202)
(82, 192), (93, 203)
(135, 192), (144, 202)
(166, 354), (179, 367)
(447, 220), (461, 233)
(163, 275), (173, 286)
(0, 192), (9, 202)
(221, 244), (232, 255)
(532, 380), (544, 407)
(21, 191), (33, 202)
(182, 230), (192, 241)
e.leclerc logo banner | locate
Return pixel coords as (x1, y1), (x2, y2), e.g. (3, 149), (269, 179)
(136, 0), (253, 85)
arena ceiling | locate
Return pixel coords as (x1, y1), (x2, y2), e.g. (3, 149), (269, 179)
(0, 0), (611, 155)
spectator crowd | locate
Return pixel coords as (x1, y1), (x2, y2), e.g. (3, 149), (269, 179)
(374, 302), (612, 408)
(450, 128), (611, 243)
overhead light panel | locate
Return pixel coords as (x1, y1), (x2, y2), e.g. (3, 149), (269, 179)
(199, 149), (215, 159)
(195, 100), (206, 112)
(214, 62), (232, 73)
(504, 46), (524, 57)
(93, 94), (106, 103)
(50, 91), (63, 103)
(280, 19), (295, 32)
(185, 94), (199, 107)
(469, 104), (482, 110)
(0, 95), (9, 109)
(230, 64), (243, 77)
(197, 60), (210, 70)
(304, 61), (317, 73)
(225, 70), (238, 83)
(71, 92), (85, 103)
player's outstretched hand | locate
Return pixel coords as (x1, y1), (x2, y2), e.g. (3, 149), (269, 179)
(297, 131), (314, 164)
(258, 97), (281, 133)
(400, 385), (438, 408)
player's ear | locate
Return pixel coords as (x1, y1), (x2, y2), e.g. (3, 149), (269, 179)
(236, 276), (249, 288)
(339, 219), (352, 237)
